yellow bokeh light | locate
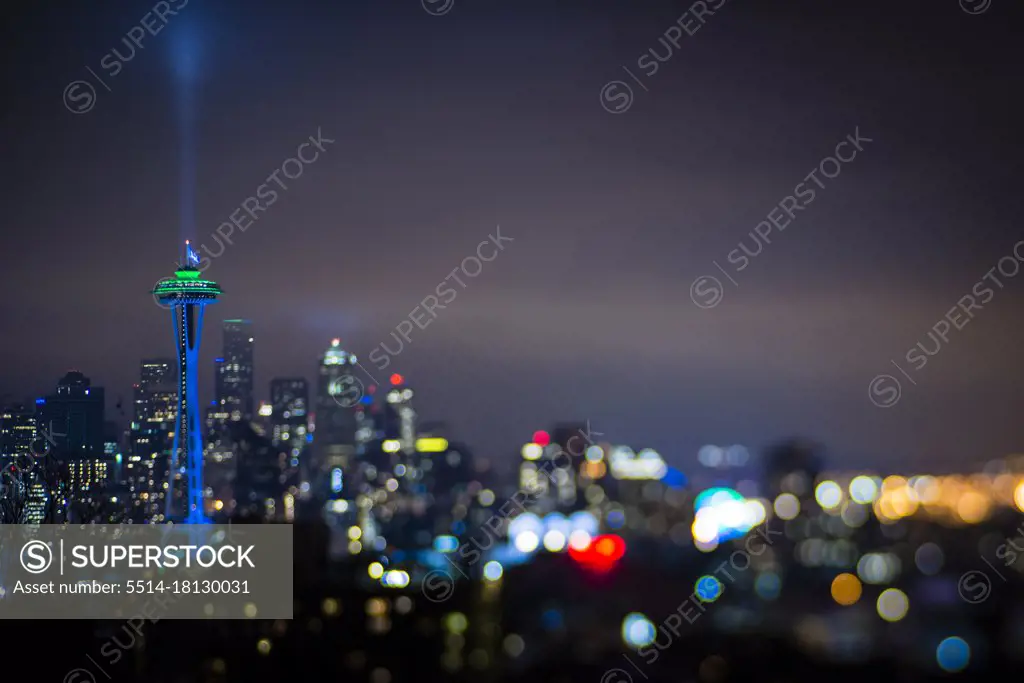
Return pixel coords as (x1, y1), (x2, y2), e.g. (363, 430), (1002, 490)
(445, 612), (468, 634)
(876, 588), (909, 622)
(366, 598), (387, 616)
(888, 486), (919, 518)
(849, 476), (879, 504)
(956, 490), (990, 524)
(692, 512), (719, 544)
(521, 443), (543, 461)
(913, 475), (940, 505)
(830, 573), (862, 606)
(815, 481), (843, 510)
(1014, 481), (1024, 513)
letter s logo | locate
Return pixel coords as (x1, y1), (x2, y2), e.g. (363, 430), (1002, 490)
(21, 541), (53, 573)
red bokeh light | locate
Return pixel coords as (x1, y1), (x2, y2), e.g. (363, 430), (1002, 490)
(569, 534), (626, 574)
(390, 373), (404, 385)
(532, 430), (551, 447)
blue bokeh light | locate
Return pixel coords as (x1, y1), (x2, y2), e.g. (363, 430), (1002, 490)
(621, 613), (656, 647)
(936, 636), (970, 672)
(695, 575), (723, 602)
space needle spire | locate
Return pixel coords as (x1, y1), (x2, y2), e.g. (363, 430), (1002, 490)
(152, 242), (222, 523)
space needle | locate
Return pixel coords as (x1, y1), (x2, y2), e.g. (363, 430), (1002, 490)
(152, 241), (221, 523)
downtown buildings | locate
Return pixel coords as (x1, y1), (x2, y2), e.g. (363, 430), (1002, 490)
(0, 371), (116, 522)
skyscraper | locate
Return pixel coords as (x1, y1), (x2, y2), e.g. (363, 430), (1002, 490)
(383, 373), (416, 455)
(129, 358), (176, 520)
(0, 403), (44, 522)
(0, 403), (37, 459)
(270, 377), (309, 452)
(152, 241), (221, 523)
(314, 339), (359, 481)
(37, 371), (106, 458)
(219, 320), (255, 422)
(36, 371), (109, 522)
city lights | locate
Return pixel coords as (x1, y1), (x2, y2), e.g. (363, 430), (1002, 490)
(774, 492), (800, 520)
(514, 531), (540, 553)
(381, 570), (410, 588)
(569, 534), (626, 573)
(849, 475), (879, 504)
(483, 561), (503, 581)
(15, 8), (1018, 681)
(415, 437), (448, 453)
(542, 530), (567, 552)
(621, 613), (656, 647)
(608, 446), (667, 480)
(876, 588), (909, 622)
(830, 573), (862, 606)
(815, 480), (843, 510)
(695, 575), (723, 602)
(521, 443), (543, 461)
(936, 637), (970, 673)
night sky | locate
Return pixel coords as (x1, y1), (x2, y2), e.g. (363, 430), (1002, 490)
(3, 0), (1023, 474)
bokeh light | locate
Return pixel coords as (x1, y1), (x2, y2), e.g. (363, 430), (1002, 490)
(936, 636), (970, 672)
(830, 573), (862, 606)
(695, 575), (723, 602)
(815, 481), (843, 510)
(621, 613), (656, 647)
(849, 475), (879, 504)
(774, 493), (800, 520)
(543, 530), (567, 552)
(1014, 481), (1024, 513)
(956, 490), (990, 524)
(445, 612), (468, 634)
(754, 572), (781, 600)
(483, 561), (503, 582)
(514, 531), (540, 553)
(876, 588), (909, 622)
(857, 552), (900, 584)
(521, 443), (543, 461)
(568, 529), (592, 551)
(914, 542), (944, 575)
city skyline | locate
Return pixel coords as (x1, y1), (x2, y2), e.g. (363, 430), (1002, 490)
(4, 0), (1024, 473)
(2, 1), (1024, 681)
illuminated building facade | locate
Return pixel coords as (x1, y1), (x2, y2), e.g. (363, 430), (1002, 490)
(0, 403), (46, 522)
(270, 377), (309, 453)
(128, 358), (176, 520)
(204, 402), (236, 514)
(383, 374), (416, 455)
(315, 339), (359, 475)
(218, 320), (255, 422)
(152, 242), (221, 523)
(0, 403), (37, 458)
(33, 371), (112, 521)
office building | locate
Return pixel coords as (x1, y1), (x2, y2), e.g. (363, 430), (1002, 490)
(219, 319), (255, 422)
